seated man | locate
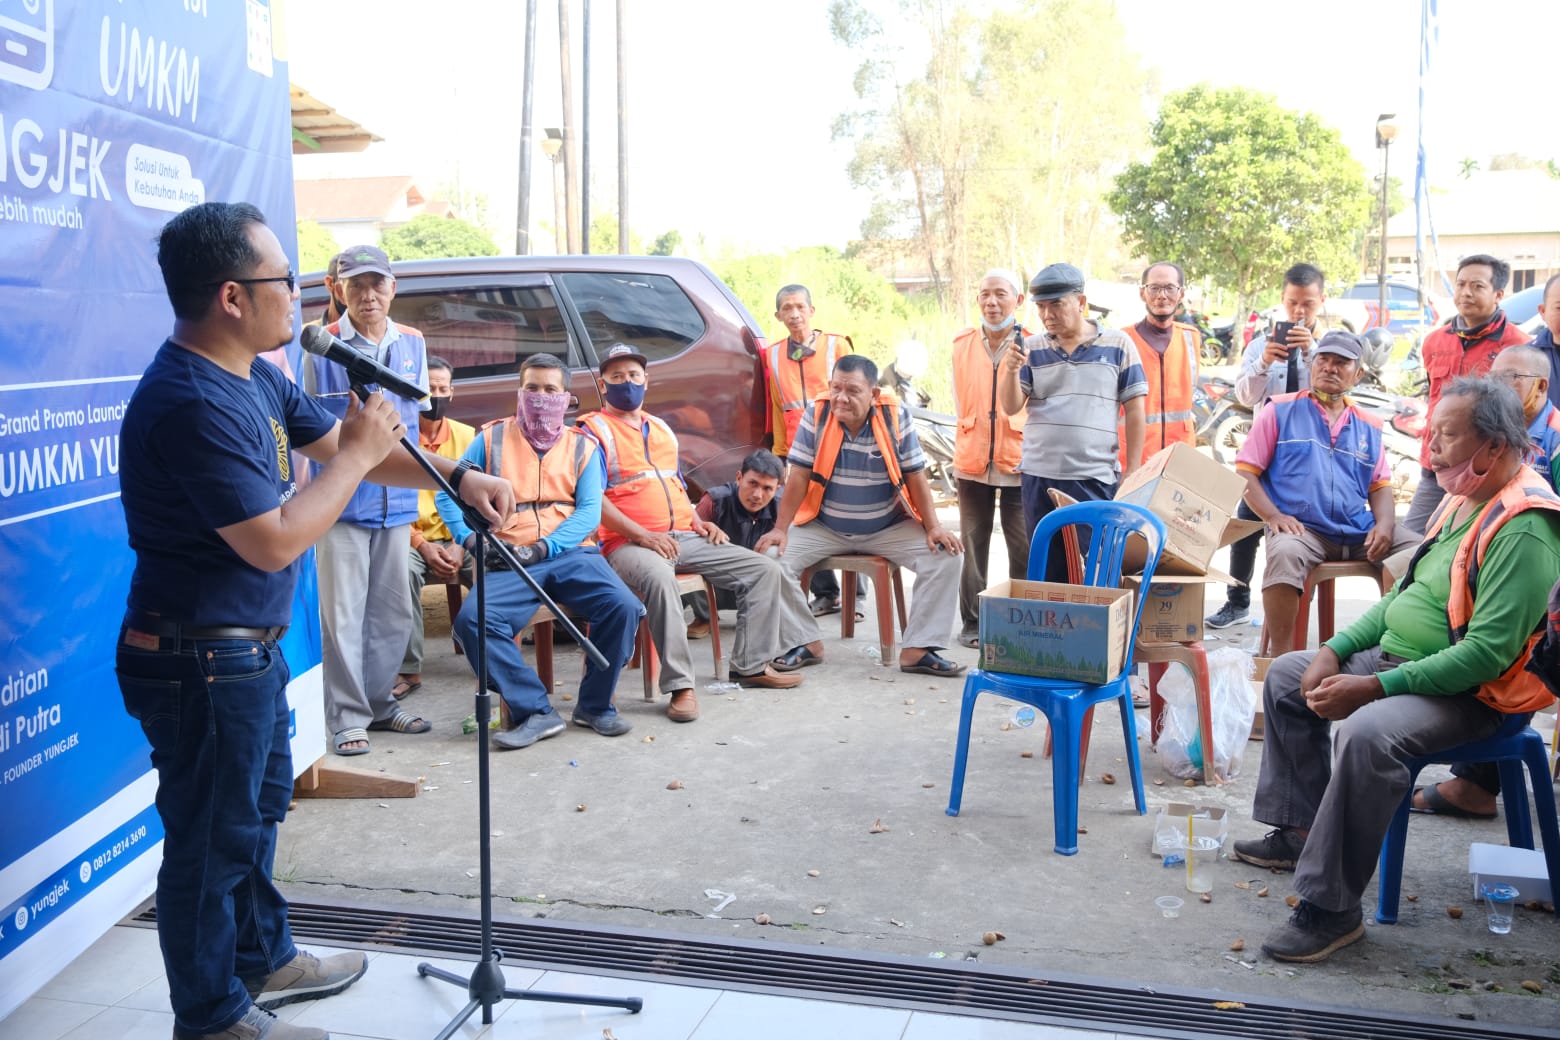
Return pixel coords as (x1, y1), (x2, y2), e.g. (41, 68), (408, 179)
(579, 344), (824, 724)
(1230, 377), (1560, 963)
(1234, 331), (1419, 657)
(757, 355), (966, 678)
(437, 353), (644, 750)
(396, 355), (475, 699)
(686, 449), (785, 639)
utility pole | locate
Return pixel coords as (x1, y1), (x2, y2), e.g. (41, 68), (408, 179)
(617, 0), (628, 254)
(559, 0), (581, 253)
(582, 0), (591, 253)
(516, 0), (538, 253)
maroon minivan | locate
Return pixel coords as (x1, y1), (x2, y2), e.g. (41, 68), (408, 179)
(300, 255), (771, 496)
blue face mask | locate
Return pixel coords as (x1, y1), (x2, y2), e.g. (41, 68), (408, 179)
(981, 313), (1016, 333)
(602, 380), (646, 411)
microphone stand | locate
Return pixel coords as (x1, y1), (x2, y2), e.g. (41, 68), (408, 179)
(344, 384), (641, 1035)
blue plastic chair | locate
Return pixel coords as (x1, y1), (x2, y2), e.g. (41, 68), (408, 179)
(1375, 713), (1560, 923)
(946, 501), (1166, 855)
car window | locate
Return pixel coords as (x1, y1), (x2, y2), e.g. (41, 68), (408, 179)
(1388, 284), (1421, 303)
(1502, 287), (1542, 326)
(1340, 284), (1374, 300)
(556, 271), (705, 364)
(388, 285), (578, 379)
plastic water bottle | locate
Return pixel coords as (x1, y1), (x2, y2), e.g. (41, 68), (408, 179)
(1011, 706), (1037, 728)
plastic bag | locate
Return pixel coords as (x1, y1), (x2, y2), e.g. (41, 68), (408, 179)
(1155, 647), (1257, 781)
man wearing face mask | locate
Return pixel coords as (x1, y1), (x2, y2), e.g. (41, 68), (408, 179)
(1402, 254), (1530, 535)
(581, 344), (824, 723)
(1491, 346), (1560, 491)
(951, 269), (1030, 649)
(394, 356), (475, 699)
(1208, 263), (1332, 632)
(1230, 378), (1560, 963)
(436, 353), (644, 749)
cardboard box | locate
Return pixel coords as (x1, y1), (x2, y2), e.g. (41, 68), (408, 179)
(1125, 576), (1207, 643)
(1469, 842), (1553, 903)
(1112, 444), (1263, 580)
(1151, 803), (1230, 857)
(978, 579), (1131, 685)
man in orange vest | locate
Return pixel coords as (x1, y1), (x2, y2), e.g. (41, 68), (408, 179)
(437, 354), (644, 750)
(768, 283), (860, 618)
(1120, 261), (1200, 466)
(952, 269), (1030, 648)
(1230, 378), (1560, 962)
(582, 344), (823, 723)
(757, 355), (967, 677)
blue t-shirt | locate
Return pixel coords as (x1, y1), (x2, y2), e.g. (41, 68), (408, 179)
(120, 341), (337, 626)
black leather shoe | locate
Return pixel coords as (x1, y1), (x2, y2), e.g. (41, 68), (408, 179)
(771, 645), (824, 672)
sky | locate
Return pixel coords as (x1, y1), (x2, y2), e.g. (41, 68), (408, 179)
(281, 0), (1559, 258)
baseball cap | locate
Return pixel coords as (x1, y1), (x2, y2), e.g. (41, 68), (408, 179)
(1314, 330), (1363, 361)
(1028, 262), (1086, 301)
(335, 245), (393, 280)
(599, 342), (649, 371)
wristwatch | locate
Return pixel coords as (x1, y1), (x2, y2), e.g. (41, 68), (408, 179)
(450, 459), (478, 498)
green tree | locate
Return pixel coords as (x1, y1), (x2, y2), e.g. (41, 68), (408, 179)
(380, 214), (499, 260)
(1457, 156), (1480, 179)
(648, 230), (682, 256)
(588, 212), (644, 255)
(296, 220), (338, 274)
(1110, 85), (1371, 323)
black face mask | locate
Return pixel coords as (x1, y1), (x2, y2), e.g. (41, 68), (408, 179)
(425, 396), (450, 422)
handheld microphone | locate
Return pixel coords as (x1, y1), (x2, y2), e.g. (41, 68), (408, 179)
(300, 325), (429, 404)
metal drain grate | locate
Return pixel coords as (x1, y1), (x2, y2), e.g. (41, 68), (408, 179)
(135, 901), (1556, 1040)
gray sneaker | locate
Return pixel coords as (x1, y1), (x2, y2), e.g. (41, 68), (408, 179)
(1231, 827), (1306, 871)
(492, 710), (566, 750)
(173, 1004), (327, 1040)
(1260, 900), (1365, 963)
(572, 709), (633, 736)
(1205, 603), (1249, 629)
(246, 949), (367, 1010)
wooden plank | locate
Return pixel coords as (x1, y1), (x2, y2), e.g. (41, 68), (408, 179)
(293, 762), (421, 800)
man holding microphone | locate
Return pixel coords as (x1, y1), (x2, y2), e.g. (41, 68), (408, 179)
(116, 202), (513, 1040)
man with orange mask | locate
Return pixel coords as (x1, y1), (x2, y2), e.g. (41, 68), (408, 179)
(582, 344), (822, 723)
(1120, 261), (1200, 465)
(952, 269), (1029, 648)
(437, 353), (643, 751)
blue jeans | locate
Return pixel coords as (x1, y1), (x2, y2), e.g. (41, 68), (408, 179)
(452, 545), (642, 719)
(1020, 475), (1117, 583)
(116, 623), (298, 1035)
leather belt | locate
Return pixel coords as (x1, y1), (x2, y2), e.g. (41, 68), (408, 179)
(123, 611), (287, 646)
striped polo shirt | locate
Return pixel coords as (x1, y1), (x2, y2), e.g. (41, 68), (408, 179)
(788, 402), (927, 535)
(1018, 322), (1147, 483)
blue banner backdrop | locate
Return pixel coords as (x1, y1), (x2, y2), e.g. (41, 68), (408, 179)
(0, 0), (318, 1017)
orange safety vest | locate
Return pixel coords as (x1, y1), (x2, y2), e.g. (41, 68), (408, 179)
(1403, 466), (1560, 714)
(793, 395), (922, 526)
(766, 332), (852, 458)
(481, 421), (597, 548)
(1119, 321), (1199, 467)
(951, 327), (1024, 476)
(577, 409), (695, 554)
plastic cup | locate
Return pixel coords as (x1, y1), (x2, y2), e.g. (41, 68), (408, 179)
(1481, 883), (1519, 935)
(1155, 895), (1184, 919)
(1179, 835), (1220, 894)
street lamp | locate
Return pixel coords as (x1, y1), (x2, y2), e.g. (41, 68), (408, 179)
(540, 127), (566, 253)
(1374, 113), (1399, 332)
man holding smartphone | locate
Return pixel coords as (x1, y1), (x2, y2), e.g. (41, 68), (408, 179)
(1207, 263), (1330, 630)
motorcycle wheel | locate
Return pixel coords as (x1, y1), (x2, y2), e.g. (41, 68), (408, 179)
(1209, 412), (1252, 465)
(1199, 337), (1228, 366)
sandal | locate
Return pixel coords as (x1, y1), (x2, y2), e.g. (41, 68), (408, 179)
(391, 677), (422, 700)
(333, 728), (370, 756)
(367, 710), (432, 734)
(899, 651), (967, 677)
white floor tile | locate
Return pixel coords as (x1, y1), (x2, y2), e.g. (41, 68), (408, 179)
(34, 926), (167, 1008)
(689, 991), (911, 1040)
(0, 997), (103, 1040)
(482, 971), (720, 1039)
(904, 1011), (1122, 1039)
(286, 951), (542, 1040)
(56, 1005), (176, 1040)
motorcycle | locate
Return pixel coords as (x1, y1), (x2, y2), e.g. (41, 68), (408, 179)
(1179, 307), (1237, 365)
(1194, 374), (1251, 464)
(881, 339), (958, 500)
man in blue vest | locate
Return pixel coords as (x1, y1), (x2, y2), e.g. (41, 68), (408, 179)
(1233, 331), (1419, 657)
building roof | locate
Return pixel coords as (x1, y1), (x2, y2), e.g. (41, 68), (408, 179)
(1387, 169), (1560, 238)
(290, 84), (382, 154)
(294, 176), (430, 223)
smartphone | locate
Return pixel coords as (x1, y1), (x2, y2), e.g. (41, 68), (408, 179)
(0, 0), (55, 90)
(1269, 321), (1297, 350)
